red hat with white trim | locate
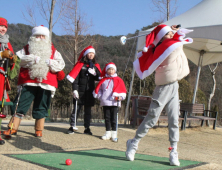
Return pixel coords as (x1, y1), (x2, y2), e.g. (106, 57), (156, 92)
(100, 62), (117, 78)
(0, 17), (8, 28)
(32, 25), (50, 38)
(143, 24), (172, 52)
(78, 46), (96, 61)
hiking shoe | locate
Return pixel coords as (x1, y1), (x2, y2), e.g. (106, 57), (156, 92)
(101, 131), (111, 140)
(84, 128), (92, 135)
(67, 127), (75, 134)
(125, 139), (138, 161)
(3, 129), (17, 135)
(169, 150), (180, 166)
(35, 130), (42, 137)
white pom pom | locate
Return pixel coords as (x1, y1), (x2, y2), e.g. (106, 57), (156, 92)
(143, 47), (148, 52)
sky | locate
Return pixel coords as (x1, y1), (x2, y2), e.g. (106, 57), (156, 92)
(1, 0), (202, 36)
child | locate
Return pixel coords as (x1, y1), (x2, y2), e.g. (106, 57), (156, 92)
(126, 24), (193, 166)
(93, 62), (126, 141)
(67, 46), (101, 135)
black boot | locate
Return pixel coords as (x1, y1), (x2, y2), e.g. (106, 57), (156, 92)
(0, 139), (5, 145)
(84, 128), (92, 135)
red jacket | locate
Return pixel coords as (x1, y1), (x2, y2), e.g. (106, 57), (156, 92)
(17, 44), (59, 88)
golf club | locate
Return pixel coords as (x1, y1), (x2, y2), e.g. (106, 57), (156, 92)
(4, 86), (23, 140)
(73, 99), (78, 131)
(120, 24), (181, 45)
(112, 100), (119, 142)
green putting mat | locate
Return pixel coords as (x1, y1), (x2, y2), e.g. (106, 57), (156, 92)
(10, 149), (204, 170)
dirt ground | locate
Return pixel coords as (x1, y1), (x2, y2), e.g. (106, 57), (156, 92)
(0, 120), (222, 170)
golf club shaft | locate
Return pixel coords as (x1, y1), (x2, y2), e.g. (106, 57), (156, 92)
(126, 33), (148, 40)
(74, 99), (77, 127)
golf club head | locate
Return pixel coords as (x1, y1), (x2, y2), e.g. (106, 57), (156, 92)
(120, 36), (127, 45)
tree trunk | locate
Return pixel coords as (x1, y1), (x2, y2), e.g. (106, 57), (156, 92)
(207, 63), (218, 126)
(167, 0), (169, 21)
(74, 0), (78, 64)
(49, 0), (56, 39)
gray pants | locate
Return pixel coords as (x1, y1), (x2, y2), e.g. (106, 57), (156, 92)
(135, 81), (180, 142)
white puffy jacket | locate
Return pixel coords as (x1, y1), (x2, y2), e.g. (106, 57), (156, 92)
(155, 45), (190, 86)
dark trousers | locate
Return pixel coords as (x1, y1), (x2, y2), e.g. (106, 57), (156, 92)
(70, 103), (91, 129)
(11, 86), (51, 119)
(103, 106), (118, 131)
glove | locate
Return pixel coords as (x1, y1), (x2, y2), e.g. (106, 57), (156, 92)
(88, 68), (96, 76)
(9, 55), (18, 65)
(45, 59), (50, 66)
(0, 50), (13, 59)
(35, 56), (41, 64)
(73, 90), (79, 99)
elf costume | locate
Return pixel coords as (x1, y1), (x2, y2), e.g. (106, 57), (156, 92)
(0, 17), (18, 145)
(93, 62), (126, 141)
(0, 17), (17, 107)
(126, 24), (193, 166)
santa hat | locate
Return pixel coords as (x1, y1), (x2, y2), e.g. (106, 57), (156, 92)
(100, 62), (117, 78)
(143, 24), (172, 52)
(0, 17), (7, 28)
(32, 25), (50, 38)
(78, 46), (96, 61)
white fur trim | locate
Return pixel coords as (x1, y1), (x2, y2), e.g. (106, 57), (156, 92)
(134, 42), (183, 80)
(84, 48), (95, 56)
(66, 75), (75, 83)
(143, 47), (148, 52)
(106, 64), (116, 71)
(93, 90), (98, 98)
(137, 51), (143, 58)
(32, 26), (50, 38)
(153, 26), (172, 46)
(112, 92), (126, 99)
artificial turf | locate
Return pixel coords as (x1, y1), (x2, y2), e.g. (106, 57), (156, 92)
(10, 149), (204, 170)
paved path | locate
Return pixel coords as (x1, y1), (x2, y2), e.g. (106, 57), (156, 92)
(0, 120), (222, 170)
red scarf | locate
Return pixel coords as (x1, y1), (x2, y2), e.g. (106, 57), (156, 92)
(93, 76), (127, 99)
(67, 61), (101, 83)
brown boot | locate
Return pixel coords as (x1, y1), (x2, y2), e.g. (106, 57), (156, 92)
(3, 117), (21, 135)
(35, 118), (45, 137)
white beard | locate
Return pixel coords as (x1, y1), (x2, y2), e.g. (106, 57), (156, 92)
(28, 36), (52, 82)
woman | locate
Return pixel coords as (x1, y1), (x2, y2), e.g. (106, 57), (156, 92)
(66, 46), (101, 135)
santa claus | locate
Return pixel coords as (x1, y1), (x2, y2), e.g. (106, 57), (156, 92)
(3, 25), (65, 137)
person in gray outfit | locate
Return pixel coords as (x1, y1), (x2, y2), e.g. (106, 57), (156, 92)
(126, 24), (193, 166)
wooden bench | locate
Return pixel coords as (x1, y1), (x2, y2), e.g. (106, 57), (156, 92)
(132, 97), (187, 130)
(180, 103), (218, 129)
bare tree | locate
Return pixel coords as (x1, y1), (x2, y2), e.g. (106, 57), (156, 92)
(206, 63), (219, 126)
(151, 0), (178, 22)
(22, 0), (69, 39)
(59, 0), (95, 64)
